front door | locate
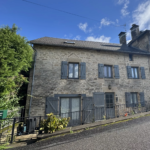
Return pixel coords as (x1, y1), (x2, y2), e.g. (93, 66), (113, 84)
(105, 93), (115, 119)
(60, 98), (80, 126)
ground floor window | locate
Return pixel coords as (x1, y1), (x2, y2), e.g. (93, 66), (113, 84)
(130, 92), (138, 106)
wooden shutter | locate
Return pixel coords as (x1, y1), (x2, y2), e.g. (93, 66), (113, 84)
(140, 92), (145, 106)
(61, 61), (68, 79)
(127, 66), (132, 79)
(82, 97), (93, 123)
(114, 65), (120, 79)
(140, 67), (146, 79)
(45, 97), (59, 116)
(98, 64), (104, 78)
(125, 92), (131, 107)
(80, 62), (86, 79)
(93, 92), (105, 106)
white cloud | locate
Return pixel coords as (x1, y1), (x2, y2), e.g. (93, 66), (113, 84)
(117, 0), (125, 4)
(86, 35), (111, 43)
(116, 19), (119, 23)
(127, 40), (131, 44)
(78, 22), (92, 33)
(78, 23), (92, 33)
(73, 35), (81, 40)
(117, 0), (130, 17)
(64, 34), (73, 39)
(100, 18), (114, 28)
(132, 0), (150, 30)
(78, 22), (87, 32)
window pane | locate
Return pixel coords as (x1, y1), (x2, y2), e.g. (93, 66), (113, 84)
(61, 98), (69, 118)
(129, 54), (133, 61)
(69, 64), (73, 78)
(72, 98), (80, 120)
(130, 94), (133, 104)
(104, 66), (107, 77)
(134, 68), (138, 78)
(74, 64), (78, 78)
(133, 93), (137, 103)
(108, 67), (112, 77)
(131, 68), (134, 78)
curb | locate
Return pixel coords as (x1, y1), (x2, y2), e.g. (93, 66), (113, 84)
(37, 111), (150, 140)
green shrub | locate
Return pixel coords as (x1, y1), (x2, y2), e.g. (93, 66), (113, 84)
(40, 113), (70, 133)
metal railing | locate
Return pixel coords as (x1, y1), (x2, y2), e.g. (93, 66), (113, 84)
(1, 101), (150, 144)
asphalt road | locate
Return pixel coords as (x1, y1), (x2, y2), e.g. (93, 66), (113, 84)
(12, 115), (150, 150)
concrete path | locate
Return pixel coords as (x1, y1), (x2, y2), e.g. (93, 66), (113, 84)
(10, 115), (150, 150)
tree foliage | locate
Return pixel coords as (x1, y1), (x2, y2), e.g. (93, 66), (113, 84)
(0, 24), (33, 97)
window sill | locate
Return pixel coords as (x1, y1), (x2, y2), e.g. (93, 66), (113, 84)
(129, 78), (140, 79)
(104, 78), (115, 81)
(66, 79), (80, 81)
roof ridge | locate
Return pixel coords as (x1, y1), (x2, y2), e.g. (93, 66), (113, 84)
(29, 36), (122, 46)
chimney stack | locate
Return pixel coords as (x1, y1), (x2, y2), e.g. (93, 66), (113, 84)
(130, 24), (140, 40)
(118, 32), (126, 45)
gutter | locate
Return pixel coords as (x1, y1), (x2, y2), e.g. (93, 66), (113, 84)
(28, 46), (37, 117)
(31, 43), (150, 56)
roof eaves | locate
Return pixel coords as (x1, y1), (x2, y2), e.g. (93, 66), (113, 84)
(31, 42), (150, 56)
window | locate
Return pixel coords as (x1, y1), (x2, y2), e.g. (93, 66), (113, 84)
(61, 61), (86, 79)
(68, 63), (79, 79)
(130, 93), (138, 107)
(104, 66), (112, 78)
(131, 67), (139, 78)
(129, 54), (133, 61)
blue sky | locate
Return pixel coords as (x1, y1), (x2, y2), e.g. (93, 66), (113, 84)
(1, 0), (150, 44)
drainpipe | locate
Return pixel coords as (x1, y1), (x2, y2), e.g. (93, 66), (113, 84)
(28, 45), (37, 117)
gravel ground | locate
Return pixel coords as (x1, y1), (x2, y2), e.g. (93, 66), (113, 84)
(11, 115), (150, 150)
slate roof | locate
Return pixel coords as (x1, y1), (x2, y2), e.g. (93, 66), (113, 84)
(29, 37), (150, 55)
(128, 30), (150, 46)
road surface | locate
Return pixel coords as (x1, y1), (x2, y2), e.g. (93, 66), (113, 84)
(11, 115), (150, 150)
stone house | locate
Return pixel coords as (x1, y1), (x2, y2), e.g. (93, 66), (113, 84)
(26, 24), (150, 125)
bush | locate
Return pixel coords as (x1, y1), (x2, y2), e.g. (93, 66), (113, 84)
(40, 113), (70, 133)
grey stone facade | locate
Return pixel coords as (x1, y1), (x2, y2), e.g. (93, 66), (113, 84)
(26, 44), (150, 117)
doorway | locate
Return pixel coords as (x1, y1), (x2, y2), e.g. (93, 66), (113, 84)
(60, 97), (80, 126)
(105, 93), (115, 119)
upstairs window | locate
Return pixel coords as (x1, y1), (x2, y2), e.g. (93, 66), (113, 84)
(68, 63), (79, 79)
(129, 54), (133, 61)
(104, 65), (112, 78)
(131, 67), (139, 79)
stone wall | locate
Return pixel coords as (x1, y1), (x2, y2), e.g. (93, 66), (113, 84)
(26, 45), (150, 116)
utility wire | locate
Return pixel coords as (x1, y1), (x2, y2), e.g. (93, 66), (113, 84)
(22, 0), (126, 28)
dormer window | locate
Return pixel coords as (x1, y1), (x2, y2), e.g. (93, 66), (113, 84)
(64, 41), (75, 44)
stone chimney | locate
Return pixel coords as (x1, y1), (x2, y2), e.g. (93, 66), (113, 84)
(130, 24), (140, 40)
(118, 32), (126, 45)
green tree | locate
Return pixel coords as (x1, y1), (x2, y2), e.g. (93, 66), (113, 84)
(0, 24), (33, 97)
